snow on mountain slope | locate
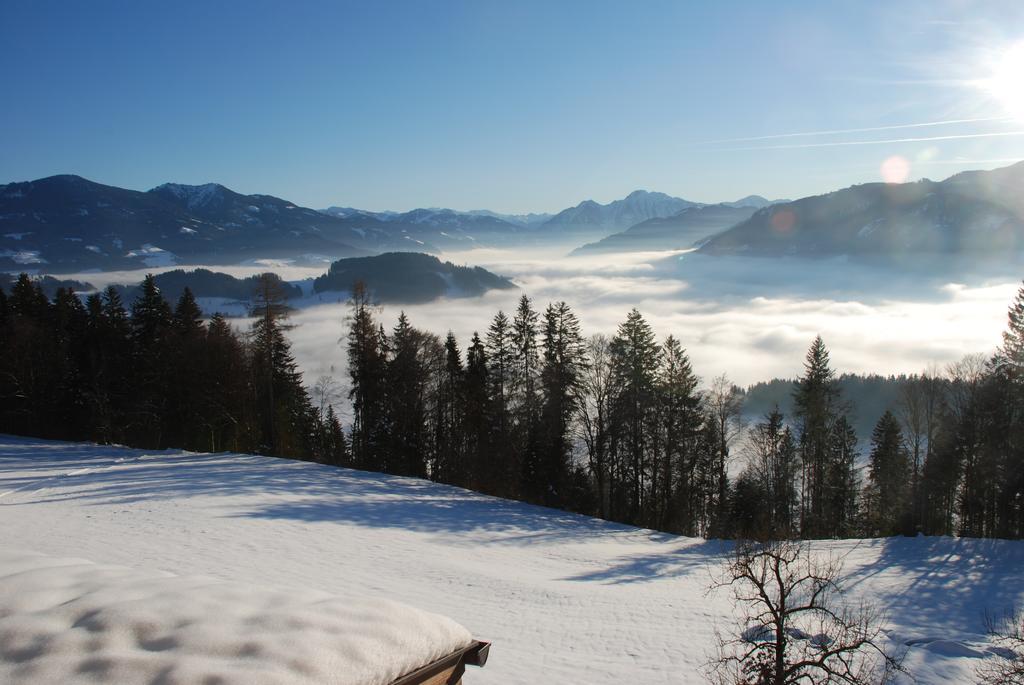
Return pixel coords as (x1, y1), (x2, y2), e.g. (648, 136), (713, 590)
(1, 436), (1022, 684)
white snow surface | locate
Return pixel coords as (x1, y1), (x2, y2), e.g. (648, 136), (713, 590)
(124, 244), (177, 267)
(0, 548), (472, 685)
(1, 436), (1022, 684)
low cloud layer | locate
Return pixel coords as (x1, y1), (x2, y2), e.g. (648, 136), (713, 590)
(282, 248), (1019, 398)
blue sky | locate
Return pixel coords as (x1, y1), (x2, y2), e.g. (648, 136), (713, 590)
(2, 0), (1023, 212)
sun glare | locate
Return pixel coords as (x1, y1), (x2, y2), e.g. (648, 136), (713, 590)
(982, 40), (1024, 120)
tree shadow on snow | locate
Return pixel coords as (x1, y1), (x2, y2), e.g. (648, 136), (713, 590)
(0, 437), (667, 546)
(559, 538), (732, 585)
(840, 536), (1024, 636)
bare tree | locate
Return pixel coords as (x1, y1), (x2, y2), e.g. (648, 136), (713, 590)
(707, 374), (746, 534)
(313, 375), (341, 422)
(577, 334), (614, 518)
(977, 608), (1024, 685)
(707, 539), (902, 685)
(896, 367), (942, 533)
(946, 353), (988, 422)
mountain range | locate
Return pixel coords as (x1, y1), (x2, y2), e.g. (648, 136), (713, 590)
(699, 162), (1024, 258)
(0, 176), (773, 271)
(0, 176), (369, 272)
(570, 203), (766, 255)
(2, 162), (1022, 272)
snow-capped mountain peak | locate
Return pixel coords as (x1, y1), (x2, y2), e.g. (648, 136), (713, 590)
(150, 182), (229, 210)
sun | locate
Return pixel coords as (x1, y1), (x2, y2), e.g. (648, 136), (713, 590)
(981, 41), (1024, 120)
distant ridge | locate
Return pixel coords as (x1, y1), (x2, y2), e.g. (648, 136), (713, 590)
(699, 161), (1024, 258)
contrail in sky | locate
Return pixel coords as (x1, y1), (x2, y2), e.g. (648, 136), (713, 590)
(719, 130), (1024, 151)
(699, 116), (1012, 144)
(915, 157), (1023, 165)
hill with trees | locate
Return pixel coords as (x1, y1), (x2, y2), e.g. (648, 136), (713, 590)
(312, 252), (516, 303)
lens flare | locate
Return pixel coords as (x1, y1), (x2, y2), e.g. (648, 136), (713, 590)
(771, 208), (796, 235)
(880, 155), (910, 184)
(981, 41), (1024, 120)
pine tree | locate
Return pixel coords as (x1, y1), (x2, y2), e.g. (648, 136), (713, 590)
(0, 286), (8, 431)
(81, 287), (132, 443)
(608, 309), (660, 523)
(167, 288), (207, 449)
(131, 275), (172, 346)
(9, 273), (49, 319)
(346, 282), (389, 471)
(827, 415), (860, 537)
(998, 280), (1024, 381)
(1, 276), (53, 435)
(994, 284), (1024, 537)
(322, 405), (349, 466)
(511, 294), (540, 416)
(793, 336), (844, 538)
(463, 332), (491, 490)
(201, 314), (252, 453)
(510, 295), (541, 495)
(249, 273), (315, 458)
(657, 335), (704, 534)
(434, 332), (465, 485)
(528, 301), (587, 507)
(129, 274), (173, 447)
(49, 288), (89, 439)
(485, 311), (516, 494)
(386, 312), (429, 478)
(864, 410), (911, 536)
(743, 408), (799, 538)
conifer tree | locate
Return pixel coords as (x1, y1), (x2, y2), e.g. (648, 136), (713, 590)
(167, 288), (207, 448)
(434, 332), (465, 485)
(998, 280), (1024, 381)
(510, 295), (541, 494)
(202, 314), (252, 453)
(81, 287), (132, 443)
(0, 286), (9, 426)
(657, 335), (704, 533)
(793, 336), (844, 538)
(608, 309), (660, 523)
(250, 273), (314, 458)
(322, 404), (349, 466)
(485, 311), (515, 493)
(386, 312), (430, 478)
(742, 408), (798, 537)
(864, 410), (910, 536)
(828, 415), (861, 537)
(529, 301), (587, 507)
(463, 332), (490, 490)
(346, 282), (388, 471)
(50, 288), (89, 438)
(129, 274), (173, 447)
(9, 273), (49, 319)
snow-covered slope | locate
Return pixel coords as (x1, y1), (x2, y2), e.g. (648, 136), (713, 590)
(1, 436), (1022, 684)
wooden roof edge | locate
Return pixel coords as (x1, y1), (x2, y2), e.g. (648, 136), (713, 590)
(389, 640), (490, 685)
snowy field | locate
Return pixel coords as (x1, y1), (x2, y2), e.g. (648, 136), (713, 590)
(1, 436), (1022, 684)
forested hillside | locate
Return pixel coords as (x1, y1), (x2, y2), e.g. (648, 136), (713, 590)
(1, 272), (1021, 541)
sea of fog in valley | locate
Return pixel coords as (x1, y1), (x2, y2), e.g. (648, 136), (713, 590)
(59, 247), (1021, 398)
